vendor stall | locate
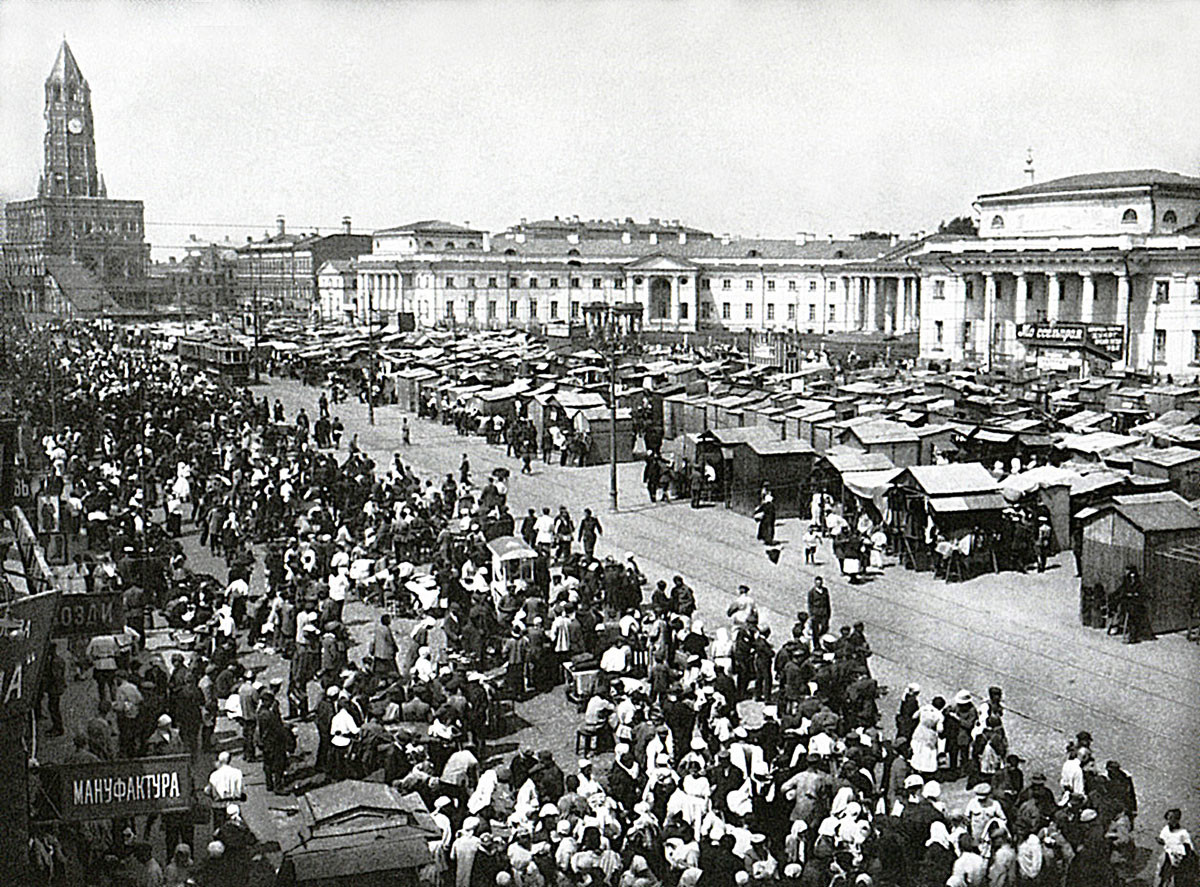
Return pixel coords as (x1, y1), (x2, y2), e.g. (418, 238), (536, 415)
(889, 462), (1007, 574)
(487, 535), (537, 609)
(276, 781), (439, 887)
(727, 438), (816, 518)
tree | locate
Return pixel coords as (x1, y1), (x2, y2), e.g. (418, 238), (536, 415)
(853, 231), (897, 241)
(938, 216), (978, 235)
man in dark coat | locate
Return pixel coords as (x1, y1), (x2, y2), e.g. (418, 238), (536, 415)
(643, 456), (661, 503)
(314, 686), (336, 774)
(256, 691), (291, 793)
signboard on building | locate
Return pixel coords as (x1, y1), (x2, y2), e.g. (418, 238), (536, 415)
(1016, 322), (1124, 361)
(48, 755), (192, 821)
(51, 592), (125, 638)
(0, 589), (61, 720)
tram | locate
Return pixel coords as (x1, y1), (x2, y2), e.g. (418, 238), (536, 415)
(176, 335), (251, 382)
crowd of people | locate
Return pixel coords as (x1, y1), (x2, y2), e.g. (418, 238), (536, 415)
(7, 321), (1195, 887)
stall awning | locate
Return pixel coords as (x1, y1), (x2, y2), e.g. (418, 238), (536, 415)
(843, 468), (902, 501)
(927, 492), (1008, 513)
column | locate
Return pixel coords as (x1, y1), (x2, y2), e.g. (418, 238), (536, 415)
(882, 278), (895, 334)
(865, 277), (878, 332)
(1013, 273), (1028, 359)
(1114, 272), (1130, 369)
(1080, 272), (1095, 323)
(841, 277), (853, 329)
(982, 272), (996, 365)
(669, 277), (679, 330)
(1046, 272), (1060, 323)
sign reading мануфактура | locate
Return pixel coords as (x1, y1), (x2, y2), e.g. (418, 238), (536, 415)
(47, 755), (192, 821)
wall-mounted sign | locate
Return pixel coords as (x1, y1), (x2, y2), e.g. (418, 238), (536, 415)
(0, 589), (61, 720)
(1016, 322), (1124, 361)
(51, 592), (126, 638)
(47, 755), (192, 821)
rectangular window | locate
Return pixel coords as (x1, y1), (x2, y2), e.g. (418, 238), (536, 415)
(965, 280), (975, 300)
(509, 277), (518, 288)
(488, 301), (497, 318)
(592, 278), (602, 289)
(466, 277), (475, 288)
(529, 278), (538, 288)
(549, 277), (559, 288)
(446, 277), (456, 288)
(680, 301), (688, 319)
(530, 302), (538, 318)
(787, 304), (796, 320)
(1193, 281), (1200, 304)
(509, 300), (518, 317)
(808, 280), (817, 291)
(550, 301), (559, 318)
(615, 278), (625, 289)
(746, 280), (754, 290)
(767, 303), (775, 320)
(467, 299), (475, 316)
(701, 279), (711, 290)
(745, 303), (753, 319)
(935, 320), (944, 345)
(934, 280), (946, 300)
(788, 280), (797, 292)
(444, 301), (453, 318)
(829, 280), (837, 291)
(570, 277), (581, 288)
(701, 303), (712, 319)
(808, 305), (816, 321)
(1193, 331), (1200, 362)
(571, 301), (580, 318)
(488, 277), (497, 288)
(722, 279), (731, 290)
(1156, 280), (1171, 304)
(722, 302), (731, 319)
(1155, 328), (1167, 361)
(829, 304), (837, 321)
(767, 280), (776, 291)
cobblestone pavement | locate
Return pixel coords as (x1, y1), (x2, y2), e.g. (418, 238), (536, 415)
(44, 374), (1200, 871)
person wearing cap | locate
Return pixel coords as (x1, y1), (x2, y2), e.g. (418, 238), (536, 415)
(205, 751), (244, 828)
(147, 713), (185, 755)
(257, 690), (291, 793)
(807, 576), (831, 641)
(965, 782), (1007, 848)
(945, 689), (978, 780)
(450, 815), (483, 887)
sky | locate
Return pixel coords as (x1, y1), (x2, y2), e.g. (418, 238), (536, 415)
(2, 0), (1199, 256)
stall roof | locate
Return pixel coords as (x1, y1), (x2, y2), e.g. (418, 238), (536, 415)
(745, 438), (815, 456)
(1129, 446), (1200, 468)
(927, 492), (1008, 512)
(842, 467), (903, 500)
(1056, 431), (1142, 455)
(822, 448), (896, 474)
(700, 426), (781, 446)
(486, 535), (536, 561)
(972, 428), (1016, 445)
(1107, 491), (1200, 533)
(846, 419), (918, 445)
(1001, 464), (1079, 497)
(903, 462), (999, 496)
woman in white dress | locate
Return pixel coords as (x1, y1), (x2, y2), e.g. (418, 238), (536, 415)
(910, 697), (945, 775)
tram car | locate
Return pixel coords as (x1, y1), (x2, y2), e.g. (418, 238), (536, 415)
(176, 335), (251, 382)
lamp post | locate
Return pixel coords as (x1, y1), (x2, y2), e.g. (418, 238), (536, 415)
(367, 281), (376, 426)
(592, 304), (638, 512)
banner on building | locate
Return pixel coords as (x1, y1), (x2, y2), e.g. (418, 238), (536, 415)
(48, 755), (193, 821)
(1016, 322), (1124, 361)
(51, 592), (126, 639)
(0, 589), (62, 720)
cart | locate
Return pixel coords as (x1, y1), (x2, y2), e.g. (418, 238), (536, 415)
(486, 535), (537, 608)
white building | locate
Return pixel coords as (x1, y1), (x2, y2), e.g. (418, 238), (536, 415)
(315, 259), (357, 323)
(911, 169), (1200, 377)
(349, 217), (920, 335)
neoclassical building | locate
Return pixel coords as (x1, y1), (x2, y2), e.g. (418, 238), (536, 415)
(347, 217), (922, 336)
(911, 170), (1200, 376)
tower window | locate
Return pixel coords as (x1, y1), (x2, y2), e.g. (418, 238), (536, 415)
(991, 215), (1004, 229)
(1121, 208), (1138, 224)
(1163, 210), (1178, 226)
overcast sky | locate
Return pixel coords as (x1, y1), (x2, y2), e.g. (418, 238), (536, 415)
(2, 0), (1198, 254)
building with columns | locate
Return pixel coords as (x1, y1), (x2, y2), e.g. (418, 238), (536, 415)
(350, 216), (921, 335)
(911, 170), (1200, 376)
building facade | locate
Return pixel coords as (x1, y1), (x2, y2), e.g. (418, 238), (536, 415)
(3, 41), (149, 314)
(351, 216), (920, 335)
(236, 216), (370, 316)
(912, 170), (1200, 377)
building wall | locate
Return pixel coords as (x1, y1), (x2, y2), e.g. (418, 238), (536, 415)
(980, 191), (1200, 238)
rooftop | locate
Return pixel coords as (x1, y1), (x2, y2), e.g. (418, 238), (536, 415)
(980, 169), (1200, 200)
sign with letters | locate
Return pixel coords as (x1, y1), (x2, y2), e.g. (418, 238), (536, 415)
(0, 589), (61, 720)
(1016, 322), (1124, 361)
(48, 755), (192, 821)
(51, 592), (125, 638)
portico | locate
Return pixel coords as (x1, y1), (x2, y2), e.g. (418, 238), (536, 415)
(622, 254), (700, 333)
(842, 272), (921, 334)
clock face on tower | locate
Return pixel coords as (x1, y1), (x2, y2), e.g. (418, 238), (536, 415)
(67, 117), (83, 134)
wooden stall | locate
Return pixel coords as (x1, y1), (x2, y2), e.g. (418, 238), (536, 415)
(727, 438), (816, 518)
(1080, 491), (1200, 634)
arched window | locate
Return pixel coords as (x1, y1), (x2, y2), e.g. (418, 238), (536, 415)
(568, 260), (581, 267)
(1163, 210), (1178, 226)
(567, 248), (580, 256)
(505, 248), (517, 256)
(1121, 209), (1138, 224)
(991, 215), (1004, 229)
(747, 249), (760, 257)
(466, 241), (477, 249)
(444, 241), (456, 249)
(634, 276), (644, 285)
(833, 249), (846, 259)
(424, 241), (434, 249)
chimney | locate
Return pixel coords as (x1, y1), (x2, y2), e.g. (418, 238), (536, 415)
(795, 232), (813, 245)
(342, 216), (352, 234)
(678, 232), (687, 244)
(721, 233), (731, 246)
(649, 232), (658, 245)
(621, 231), (631, 245)
(890, 234), (899, 246)
(482, 232), (491, 252)
(515, 232), (526, 244)
(276, 215), (286, 235)
(567, 232), (580, 245)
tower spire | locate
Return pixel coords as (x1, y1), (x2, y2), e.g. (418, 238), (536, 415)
(47, 38), (85, 86)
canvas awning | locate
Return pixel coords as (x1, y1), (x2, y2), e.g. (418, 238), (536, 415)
(927, 492), (1008, 513)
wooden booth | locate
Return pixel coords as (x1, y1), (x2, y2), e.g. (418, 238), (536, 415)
(889, 462), (1007, 574)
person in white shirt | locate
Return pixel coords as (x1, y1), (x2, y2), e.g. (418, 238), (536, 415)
(205, 752), (244, 827)
(329, 699), (360, 779)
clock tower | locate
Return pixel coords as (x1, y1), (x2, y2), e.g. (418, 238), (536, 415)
(39, 39), (102, 199)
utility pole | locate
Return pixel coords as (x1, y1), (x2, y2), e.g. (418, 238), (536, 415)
(609, 324), (618, 512)
(367, 281), (376, 425)
(252, 250), (261, 383)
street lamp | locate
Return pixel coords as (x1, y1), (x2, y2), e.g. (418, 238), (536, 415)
(367, 281), (376, 426)
(591, 304), (640, 512)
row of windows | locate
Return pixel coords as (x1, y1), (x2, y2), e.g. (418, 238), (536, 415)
(990, 209), (1200, 229)
(718, 302), (836, 321)
(397, 275), (845, 292)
